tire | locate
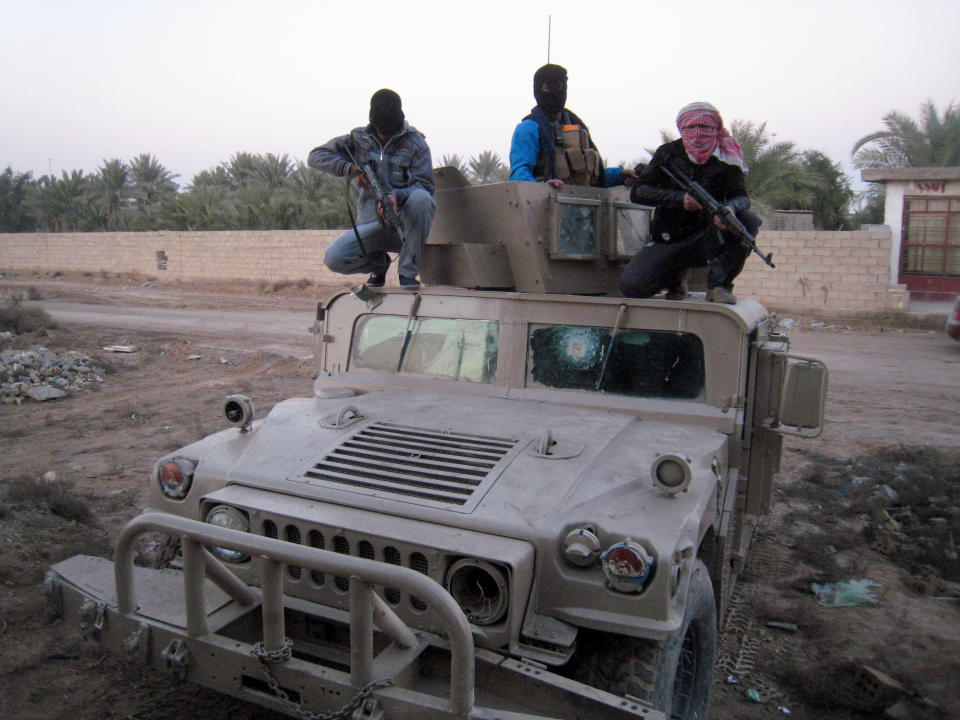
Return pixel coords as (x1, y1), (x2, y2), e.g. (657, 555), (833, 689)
(568, 559), (717, 719)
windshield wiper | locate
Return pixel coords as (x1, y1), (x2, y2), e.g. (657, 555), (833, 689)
(595, 303), (626, 391)
(396, 293), (422, 372)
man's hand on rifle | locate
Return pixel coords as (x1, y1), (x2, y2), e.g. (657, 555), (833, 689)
(713, 214), (731, 231)
(377, 193), (398, 220)
(348, 165), (373, 190)
(682, 193), (703, 212)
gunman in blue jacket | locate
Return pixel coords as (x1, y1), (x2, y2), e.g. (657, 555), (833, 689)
(309, 89), (435, 289)
(509, 64), (636, 190)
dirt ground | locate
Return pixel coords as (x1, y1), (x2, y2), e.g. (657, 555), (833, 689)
(1, 271), (958, 720)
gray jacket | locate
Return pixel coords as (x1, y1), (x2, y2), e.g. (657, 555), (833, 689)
(308, 122), (434, 223)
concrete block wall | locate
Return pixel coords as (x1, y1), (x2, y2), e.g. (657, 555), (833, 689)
(0, 229), (348, 286)
(0, 227), (909, 315)
(733, 229), (909, 315)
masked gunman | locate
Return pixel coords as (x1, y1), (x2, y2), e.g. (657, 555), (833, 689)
(509, 64), (637, 189)
(308, 89), (435, 289)
(619, 102), (761, 304)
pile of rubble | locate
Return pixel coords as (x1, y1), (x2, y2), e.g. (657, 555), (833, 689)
(0, 345), (105, 404)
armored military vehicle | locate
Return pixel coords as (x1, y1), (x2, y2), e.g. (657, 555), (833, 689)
(47, 171), (827, 720)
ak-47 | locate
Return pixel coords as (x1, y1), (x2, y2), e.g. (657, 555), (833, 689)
(661, 163), (775, 268)
(343, 144), (408, 251)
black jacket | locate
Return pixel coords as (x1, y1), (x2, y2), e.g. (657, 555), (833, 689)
(631, 140), (749, 242)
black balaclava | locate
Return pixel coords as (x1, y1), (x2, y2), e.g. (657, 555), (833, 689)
(369, 89), (404, 137)
(533, 63), (567, 115)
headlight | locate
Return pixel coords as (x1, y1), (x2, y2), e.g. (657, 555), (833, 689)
(158, 458), (195, 499)
(651, 453), (692, 496)
(601, 539), (655, 593)
(445, 558), (508, 625)
(204, 505), (250, 563)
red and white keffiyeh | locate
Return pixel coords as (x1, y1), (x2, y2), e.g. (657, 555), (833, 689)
(676, 102), (747, 171)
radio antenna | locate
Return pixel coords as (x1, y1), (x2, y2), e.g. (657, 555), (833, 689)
(547, 15), (551, 62)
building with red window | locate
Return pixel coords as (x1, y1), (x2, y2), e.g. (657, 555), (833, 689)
(862, 167), (960, 300)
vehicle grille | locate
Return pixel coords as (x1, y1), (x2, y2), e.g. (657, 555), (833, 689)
(255, 516), (449, 629)
(291, 422), (521, 512)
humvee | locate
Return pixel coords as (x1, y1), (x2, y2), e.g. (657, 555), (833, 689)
(47, 172), (827, 720)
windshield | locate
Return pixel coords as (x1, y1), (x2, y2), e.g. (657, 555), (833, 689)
(526, 324), (705, 399)
(350, 315), (499, 383)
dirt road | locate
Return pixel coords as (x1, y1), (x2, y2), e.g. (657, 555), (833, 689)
(1, 274), (958, 720)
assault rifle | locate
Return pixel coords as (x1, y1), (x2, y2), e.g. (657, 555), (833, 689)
(343, 144), (409, 253)
(661, 163), (775, 268)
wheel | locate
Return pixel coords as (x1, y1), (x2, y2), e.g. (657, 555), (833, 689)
(568, 559), (717, 719)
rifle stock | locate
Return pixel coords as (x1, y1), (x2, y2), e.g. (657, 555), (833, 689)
(661, 164), (775, 268)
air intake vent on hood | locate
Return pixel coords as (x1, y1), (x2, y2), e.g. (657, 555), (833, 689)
(292, 422), (521, 512)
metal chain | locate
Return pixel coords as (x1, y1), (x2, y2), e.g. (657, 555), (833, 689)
(252, 638), (393, 720)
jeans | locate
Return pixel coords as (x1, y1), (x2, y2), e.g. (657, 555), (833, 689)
(324, 188), (436, 279)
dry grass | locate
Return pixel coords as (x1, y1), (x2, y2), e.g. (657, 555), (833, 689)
(3, 476), (96, 526)
(0, 295), (56, 333)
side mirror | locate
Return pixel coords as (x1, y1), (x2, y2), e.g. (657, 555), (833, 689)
(774, 357), (828, 438)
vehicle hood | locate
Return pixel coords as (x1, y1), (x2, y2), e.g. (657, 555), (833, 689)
(211, 389), (727, 532)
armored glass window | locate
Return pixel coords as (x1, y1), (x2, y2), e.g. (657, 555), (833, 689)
(551, 197), (601, 258)
(351, 315), (499, 383)
(613, 203), (651, 259)
(526, 324), (705, 399)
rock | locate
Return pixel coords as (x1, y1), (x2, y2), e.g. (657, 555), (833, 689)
(26, 385), (67, 401)
(0, 345), (104, 404)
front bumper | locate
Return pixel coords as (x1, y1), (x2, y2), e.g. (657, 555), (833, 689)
(47, 514), (661, 720)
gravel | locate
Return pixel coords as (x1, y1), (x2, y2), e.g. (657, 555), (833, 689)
(0, 345), (105, 404)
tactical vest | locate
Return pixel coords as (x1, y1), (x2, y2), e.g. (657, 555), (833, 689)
(534, 120), (602, 186)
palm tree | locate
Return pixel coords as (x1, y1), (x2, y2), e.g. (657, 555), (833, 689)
(129, 154), (178, 208)
(468, 151), (508, 185)
(128, 154), (178, 229)
(852, 100), (960, 168)
(27, 170), (96, 231)
(438, 154), (469, 176)
(289, 160), (353, 229)
(0, 166), (36, 231)
(253, 153), (295, 190)
(92, 158), (131, 230)
(730, 120), (809, 213)
(190, 166), (233, 190)
(221, 152), (259, 189)
(161, 184), (239, 231)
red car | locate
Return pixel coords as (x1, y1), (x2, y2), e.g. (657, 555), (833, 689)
(947, 295), (960, 341)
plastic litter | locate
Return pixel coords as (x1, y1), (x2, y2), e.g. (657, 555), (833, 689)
(811, 579), (880, 607)
(746, 689), (762, 703)
(726, 674), (739, 685)
(778, 706), (791, 714)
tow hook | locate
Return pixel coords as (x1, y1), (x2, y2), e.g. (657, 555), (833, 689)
(123, 623), (151, 665)
(43, 572), (62, 619)
(79, 599), (107, 639)
(352, 697), (385, 720)
(161, 639), (192, 679)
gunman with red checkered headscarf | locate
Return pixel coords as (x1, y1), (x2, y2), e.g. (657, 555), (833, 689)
(618, 102), (760, 304)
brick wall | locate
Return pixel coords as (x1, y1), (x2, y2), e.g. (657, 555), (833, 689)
(733, 229), (909, 315)
(0, 229), (349, 286)
(0, 227), (909, 315)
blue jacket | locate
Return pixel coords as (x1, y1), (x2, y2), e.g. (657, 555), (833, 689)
(309, 122), (434, 224)
(509, 114), (624, 187)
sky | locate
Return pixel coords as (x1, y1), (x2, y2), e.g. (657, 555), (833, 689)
(2, 0), (958, 192)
